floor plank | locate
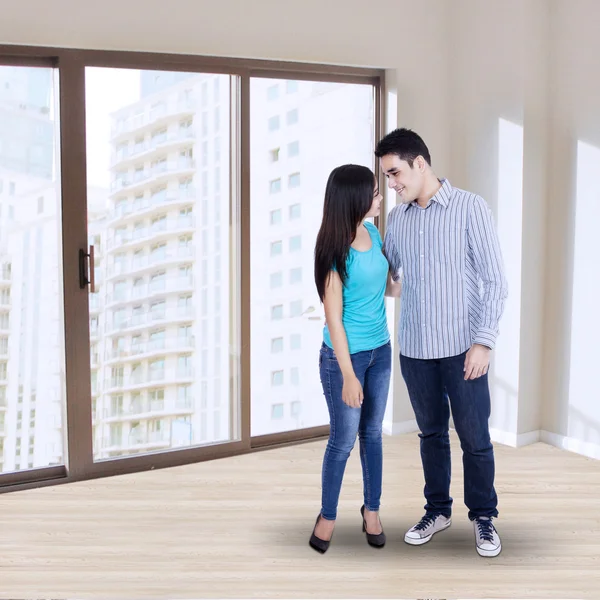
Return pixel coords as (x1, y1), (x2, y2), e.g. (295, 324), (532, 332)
(1, 433), (599, 599)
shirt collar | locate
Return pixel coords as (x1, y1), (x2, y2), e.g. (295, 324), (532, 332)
(401, 178), (453, 212)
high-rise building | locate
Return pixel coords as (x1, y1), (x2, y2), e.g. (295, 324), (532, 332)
(0, 67), (54, 179)
(92, 72), (231, 459)
(0, 169), (64, 472)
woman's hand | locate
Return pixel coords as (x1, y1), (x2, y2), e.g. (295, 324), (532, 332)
(342, 374), (363, 408)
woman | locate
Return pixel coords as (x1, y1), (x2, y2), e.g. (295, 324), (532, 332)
(310, 164), (400, 553)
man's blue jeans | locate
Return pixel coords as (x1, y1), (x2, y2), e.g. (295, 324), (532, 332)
(400, 350), (498, 520)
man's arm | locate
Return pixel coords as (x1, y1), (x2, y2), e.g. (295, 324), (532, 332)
(468, 195), (508, 350)
(382, 209), (402, 283)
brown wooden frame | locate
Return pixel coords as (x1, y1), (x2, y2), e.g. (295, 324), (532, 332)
(0, 44), (385, 494)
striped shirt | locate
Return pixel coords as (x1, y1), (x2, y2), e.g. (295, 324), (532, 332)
(383, 179), (508, 360)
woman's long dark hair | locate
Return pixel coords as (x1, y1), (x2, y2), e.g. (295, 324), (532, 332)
(314, 164), (375, 302)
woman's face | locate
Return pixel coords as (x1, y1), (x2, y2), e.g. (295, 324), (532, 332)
(364, 182), (383, 218)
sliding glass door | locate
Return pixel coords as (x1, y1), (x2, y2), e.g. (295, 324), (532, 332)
(0, 46), (382, 491)
(249, 77), (376, 438)
(0, 64), (67, 479)
(83, 67), (238, 460)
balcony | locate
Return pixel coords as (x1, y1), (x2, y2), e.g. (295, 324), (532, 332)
(106, 305), (194, 336)
(111, 98), (196, 140)
(108, 187), (196, 227)
(111, 129), (196, 169)
(106, 276), (194, 307)
(106, 335), (195, 363)
(0, 272), (11, 287)
(104, 367), (194, 392)
(110, 158), (196, 197)
(102, 396), (194, 422)
(107, 215), (196, 251)
(107, 246), (194, 280)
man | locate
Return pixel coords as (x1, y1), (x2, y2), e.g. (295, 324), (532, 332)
(377, 128), (508, 557)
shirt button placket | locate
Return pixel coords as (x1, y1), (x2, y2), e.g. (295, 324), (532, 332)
(419, 212), (426, 347)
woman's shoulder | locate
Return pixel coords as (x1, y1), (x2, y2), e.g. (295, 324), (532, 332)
(364, 220), (382, 244)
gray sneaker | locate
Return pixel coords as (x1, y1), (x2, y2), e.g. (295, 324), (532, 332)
(473, 516), (502, 557)
(404, 513), (452, 545)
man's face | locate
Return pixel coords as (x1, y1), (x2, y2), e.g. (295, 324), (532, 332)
(380, 154), (424, 204)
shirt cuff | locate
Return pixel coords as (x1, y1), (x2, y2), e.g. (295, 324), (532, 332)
(473, 328), (497, 350)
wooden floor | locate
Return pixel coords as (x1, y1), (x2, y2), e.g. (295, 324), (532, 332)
(2, 433), (600, 599)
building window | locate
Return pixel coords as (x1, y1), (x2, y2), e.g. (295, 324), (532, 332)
(289, 235), (301, 252)
(270, 272), (283, 288)
(288, 172), (301, 189)
(289, 204), (301, 220)
(290, 300), (302, 317)
(291, 368), (300, 386)
(288, 141), (299, 157)
(286, 109), (299, 125)
(269, 178), (281, 194)
(9, 182), (15, 196)
(291, 400), (302, 416)
(269, 148), (280, 163)
(271, 338), (283, 353)
(268, 115), (280, 132)
(270, 241), (282, 257)
(271, 403), (284, 419)
(270, 209), (282, 225)
(286, 80), (299, 94)
(290, 268), (302, 284)
(177, 385), (192, 408)
(271, 305), (283, 320)
(271, 371), (284, 386)
(267, 84), (279, 101)
(290, 334), (301, 350)
(37, 196), (44, 214)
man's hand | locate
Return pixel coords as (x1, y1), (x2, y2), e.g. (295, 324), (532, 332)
(464, 344), (491, 380)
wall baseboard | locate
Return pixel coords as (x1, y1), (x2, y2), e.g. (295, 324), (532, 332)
(382, 419), (419, 436)
(489, 428), (541, 448)
(539, 430), (600, 461)
(386, 422), (600, 461)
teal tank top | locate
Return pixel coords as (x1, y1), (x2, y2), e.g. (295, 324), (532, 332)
(323, 221), (390, 354)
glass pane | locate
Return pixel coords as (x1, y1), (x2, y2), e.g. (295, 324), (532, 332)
(0, 66), (65, 474)
(250, 78), (375, 436)
(85, 68), (237, 460)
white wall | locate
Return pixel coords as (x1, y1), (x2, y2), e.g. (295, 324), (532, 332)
(542, 0), (600, 458)
(2, 0), (600, 458)
(445, 0), (549, 446)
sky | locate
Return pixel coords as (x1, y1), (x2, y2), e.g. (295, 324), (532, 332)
(84, 68), (140, 189)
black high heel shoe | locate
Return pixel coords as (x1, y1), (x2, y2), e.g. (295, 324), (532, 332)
(309, 514), (332, 554)
(361, 505), (386, 548)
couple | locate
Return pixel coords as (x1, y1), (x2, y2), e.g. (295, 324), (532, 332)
(310, 128), (508, 558)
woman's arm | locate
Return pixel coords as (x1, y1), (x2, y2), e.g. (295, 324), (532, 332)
(323, 271), (363, 408)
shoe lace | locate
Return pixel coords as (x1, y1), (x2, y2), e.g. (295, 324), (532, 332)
(414, 514), (436, 531)
(476, 518), (495, 543)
